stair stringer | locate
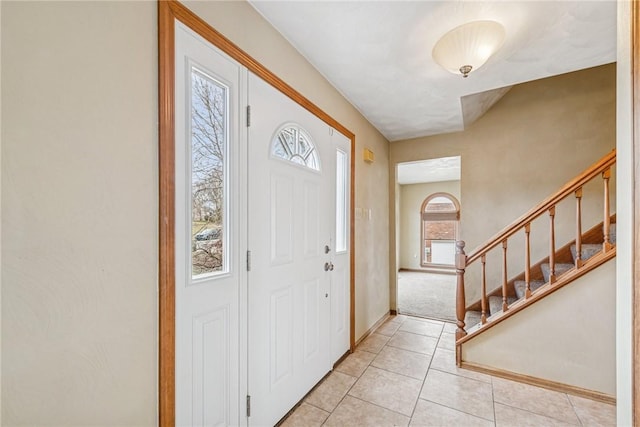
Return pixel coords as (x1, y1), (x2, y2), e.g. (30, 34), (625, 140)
(458, 255), (616, 398)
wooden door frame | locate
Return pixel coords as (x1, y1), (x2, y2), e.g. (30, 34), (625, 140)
(633, 0), (640, 424)
(158, 1), (356, 424)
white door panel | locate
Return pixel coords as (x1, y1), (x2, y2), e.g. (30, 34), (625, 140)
(175, 22), (245, 426)
(174, 21), (350, 425)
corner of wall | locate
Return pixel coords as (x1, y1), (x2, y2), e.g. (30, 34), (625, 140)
(0, 1), (4, 421)
(389, 166), (399, 311)
(615, 1), (633, 424)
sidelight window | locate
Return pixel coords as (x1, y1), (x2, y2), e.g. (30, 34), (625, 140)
(336, 149), (348, 253)
(190, 67), (228, 277)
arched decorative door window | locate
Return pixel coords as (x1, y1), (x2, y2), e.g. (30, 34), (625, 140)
(420, 193), (460, 267)
(271, 124), (320, 171)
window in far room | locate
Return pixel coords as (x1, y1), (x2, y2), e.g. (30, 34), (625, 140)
(421, 193), (460, 267)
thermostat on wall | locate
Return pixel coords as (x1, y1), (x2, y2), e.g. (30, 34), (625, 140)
(363, 148), (374, 163)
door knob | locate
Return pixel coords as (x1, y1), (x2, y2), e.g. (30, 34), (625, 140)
(329, 262), (334, 271)
(324, 262), (331, 271)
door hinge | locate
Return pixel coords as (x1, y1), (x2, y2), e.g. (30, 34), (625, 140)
(246, 250), (251, 271)
(246, 105), (251, 127)
(246, 395), (251, 417)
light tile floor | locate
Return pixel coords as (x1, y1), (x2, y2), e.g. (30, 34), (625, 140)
(280, 315), (616, 427)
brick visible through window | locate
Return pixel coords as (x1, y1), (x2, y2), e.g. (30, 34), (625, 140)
(421, 194), (460, 266)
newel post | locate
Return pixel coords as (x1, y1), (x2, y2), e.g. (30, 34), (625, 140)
(455, 241), (467, 342)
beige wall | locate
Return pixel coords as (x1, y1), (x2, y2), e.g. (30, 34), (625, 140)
(183, 0), (391, 345)
(2, 2), (158, 424)
(462, 258), (616, 396)
(399, 180), (460, 270)
(390, 64), (616, 306)
(1, 1), (389, 424)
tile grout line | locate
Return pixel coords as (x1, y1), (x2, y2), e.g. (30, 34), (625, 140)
(564, 392), (586, 426)
(408, 326), (442, 423)
(417, 329), (496, 424)
(490, 371), (497, 426)
(369, 360), (433, 382)
(318, 369), (362, 426)
(348, 318), (439, 424)
(359, 327), (430, 422)
(385, 330), (444, 356)
(320, 338), (389, 426)
(346, 394), (416, 421)
(394, 329), (445, 339)
(322, 316), (414, 425)
(417, 396), (496, 423)
(492, 376), (590, 425)
(358, 317), (491, 424)
(302, 399), (331, 414)
(427, 365), (492, 384)
(429, 367), (493, 386)
(383, 342), (438, 357)
(492, 399), (584, 426)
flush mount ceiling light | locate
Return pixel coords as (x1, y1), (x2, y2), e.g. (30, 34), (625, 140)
(432, 20), (506, 78)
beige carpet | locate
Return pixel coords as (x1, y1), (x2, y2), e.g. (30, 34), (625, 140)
(397, 271), (456, 322)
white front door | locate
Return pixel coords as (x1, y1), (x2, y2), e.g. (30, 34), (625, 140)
(173, 21), (351, 426)
(247, 74), (334, 426)
(174, 22), (246, 426)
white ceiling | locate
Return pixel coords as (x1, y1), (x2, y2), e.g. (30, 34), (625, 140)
(249, 1), (617, 142)
(397, 156), (460, 185)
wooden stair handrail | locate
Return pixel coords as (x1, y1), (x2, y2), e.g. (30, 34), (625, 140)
(466, 150), (616, 265)
(455, 149), (616, 358)
(463, 216), (615, 313)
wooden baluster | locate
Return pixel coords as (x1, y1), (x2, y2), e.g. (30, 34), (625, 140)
(502, 239), (508, 312)
(603, 168), (612, 251)
(481, 254), (487, 324)
(455, 241), (467, 343)
(524, 223), (532, 298)
(549, 207), (557, 284)
(575, 188), (583, 268)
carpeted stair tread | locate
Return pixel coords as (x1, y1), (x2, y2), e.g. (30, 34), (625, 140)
(489, 295), (518, 316)
(610, 223), (617, 245)
(514, 280), (546, 299)
(570, 244), (603, 263)
(541, 263), (574, 283)
(464, 310), (482, 329)
(462, 224), (617, 336)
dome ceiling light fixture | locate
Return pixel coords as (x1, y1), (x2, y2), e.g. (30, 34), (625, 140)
(432, 20), (506, 78)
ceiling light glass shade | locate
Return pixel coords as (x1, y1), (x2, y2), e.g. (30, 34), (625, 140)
(432, 20), (505, 78)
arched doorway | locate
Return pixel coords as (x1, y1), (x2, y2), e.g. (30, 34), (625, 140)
(420, 193), (460, 268)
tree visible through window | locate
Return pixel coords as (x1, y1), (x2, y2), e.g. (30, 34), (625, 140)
(421, 193), (460, 267)
(190, 67), (227, 277)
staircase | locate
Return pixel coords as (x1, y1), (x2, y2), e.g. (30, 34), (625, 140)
(454, 150), (616, 366)
(464, 223), (616, 329)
